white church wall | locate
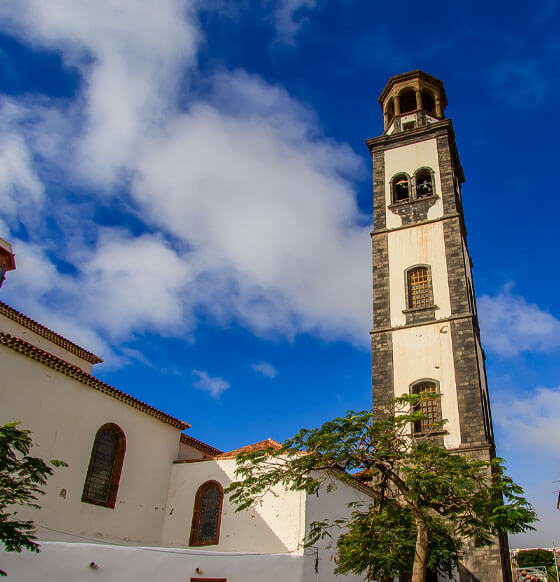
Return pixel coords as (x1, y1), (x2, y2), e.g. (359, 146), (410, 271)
(304, 473), (376, 582)
(0, 542), (308, 582)
(383, 138), (443, 230)
(0, 312), (95, 372)
(387, 221), (452, 328)
(162, 458), (306, 554)
(177, 441), (207, 461)
(0, 346), (182, 546)
(392, 323), (462, 448)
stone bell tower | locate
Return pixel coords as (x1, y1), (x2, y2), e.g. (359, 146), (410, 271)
(366, 71), (511, 581)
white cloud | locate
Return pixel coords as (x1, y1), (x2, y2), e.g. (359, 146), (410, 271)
(192, 370), (230, 398)
(273, 0), (318, 44)
(0, 0), (372, 363)
(495, 385), (560, 454)
(478, 287), (560, 357)
(252, 362), (278, 379)
(493, 386), (560, 546)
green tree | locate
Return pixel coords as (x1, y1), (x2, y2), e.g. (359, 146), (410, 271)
(227, 394), (536, 582)
(0, 422), (66, 576)
(517, 549), (557, 581)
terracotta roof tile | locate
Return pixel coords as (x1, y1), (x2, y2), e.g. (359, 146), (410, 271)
(0, 331), (189, 430)
(215, 438), (282, 459)
(0, 301), (103, 364)
(180, 433), (223, 457)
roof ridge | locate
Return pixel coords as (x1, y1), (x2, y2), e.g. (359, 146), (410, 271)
(0, 331), (189, 430)
(0, 301), (103, 364)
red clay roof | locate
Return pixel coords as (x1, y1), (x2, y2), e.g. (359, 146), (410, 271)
(180, 433), (223, 457)
(216, 438), (282, 459)
(0, 331), (189, 430)
(0, 301), (103, 364)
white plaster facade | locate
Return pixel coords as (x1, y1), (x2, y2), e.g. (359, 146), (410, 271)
(0, 301), (373, 582)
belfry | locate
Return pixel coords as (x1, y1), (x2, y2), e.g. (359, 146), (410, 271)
(367, 71), (511, 581)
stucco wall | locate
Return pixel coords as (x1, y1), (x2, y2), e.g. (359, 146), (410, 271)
(384, 138), (443, 229)
(304, 474), (375, 582)
(387, 221), (451, 327)
(0, 542), (308, 582)
(392, 323), (461, 448)
(0, 313), (95, 372)
(0, 346), (182, 545)
(162, 458), (306, 554)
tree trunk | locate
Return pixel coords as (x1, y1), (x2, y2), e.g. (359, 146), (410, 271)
(411, 517), (429, 582)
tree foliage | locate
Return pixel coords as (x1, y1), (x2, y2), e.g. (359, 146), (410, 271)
(227, 394), (536, 582)
(0, 422), (66, 576)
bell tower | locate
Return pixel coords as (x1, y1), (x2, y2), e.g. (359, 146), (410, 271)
(367, 71), (511, 581)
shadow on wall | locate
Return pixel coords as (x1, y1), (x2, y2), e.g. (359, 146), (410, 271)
(163, 461), (301, 554)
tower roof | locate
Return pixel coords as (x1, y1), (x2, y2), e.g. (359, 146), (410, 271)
(378, 70), (447, 108)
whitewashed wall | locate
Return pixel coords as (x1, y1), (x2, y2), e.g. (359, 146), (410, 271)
(392, 323), (461, 448)
(383, 138), (443, 230)
(0, 542), (307, 582)
(304, 473), (375, 582)
(162, 458), (306, 554)
(387, 221), (451, 328)
(0, 346), (183, 546)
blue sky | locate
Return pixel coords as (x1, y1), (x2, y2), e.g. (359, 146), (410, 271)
(1, 0), (559, 547)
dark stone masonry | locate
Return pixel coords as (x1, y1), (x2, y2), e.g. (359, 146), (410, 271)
(368, 71), (511, 581)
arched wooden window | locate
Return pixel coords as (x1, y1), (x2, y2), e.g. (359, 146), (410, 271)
(415, 168), (433, 199)
(407, 266), (432, 309)
(392, 173), (410, 203)
(412, 381), (441, 434)
(82, 423), (126, 508)
(189, 481), (224, 546)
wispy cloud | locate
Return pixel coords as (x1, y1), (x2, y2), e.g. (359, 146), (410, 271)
(251, 362), (278, 379)
(192, 370), (230, 398)
(478, 287), (560, 357)
(495, 385), (560, 454)
(273, 0), (318, 45)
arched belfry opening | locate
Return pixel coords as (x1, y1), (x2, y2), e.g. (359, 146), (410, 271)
(399, 89), (416, 114)
(378, 70), (447, 133)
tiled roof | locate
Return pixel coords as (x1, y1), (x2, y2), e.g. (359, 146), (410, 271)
(0, 332), (189, 430)
(215, 438), (282, 459)
(180, 433), (223, 457)
(0, 301), (103, 364)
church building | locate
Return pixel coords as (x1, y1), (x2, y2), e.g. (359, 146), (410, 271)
(0, 71), (510, 582)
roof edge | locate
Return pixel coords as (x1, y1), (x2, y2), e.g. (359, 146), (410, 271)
(180, 433), (223, 457)
(0, 301), (103, 364)
(0, 331), (189, 430)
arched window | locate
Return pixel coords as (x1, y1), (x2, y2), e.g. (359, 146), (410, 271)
(421, 91), (436, 116)
(399, 89), (416, 113)
(82, 423), (126, 508)
(392, 173), (410, 203)
(385, 98), (395, 124)
(412, 381), (441, 434)
(407, 266), (432, 309)
(415, 168), (433, 198)
(189, 481), (224, 546)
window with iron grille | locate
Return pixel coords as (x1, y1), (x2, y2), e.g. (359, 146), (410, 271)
(407, 266), (432, 309)
(190, 481), (224, 546)
(82, 424), (126, 508)
(413, 382), (441, 434)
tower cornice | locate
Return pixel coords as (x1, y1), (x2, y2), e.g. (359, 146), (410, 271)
(366, 119), (465, 184)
